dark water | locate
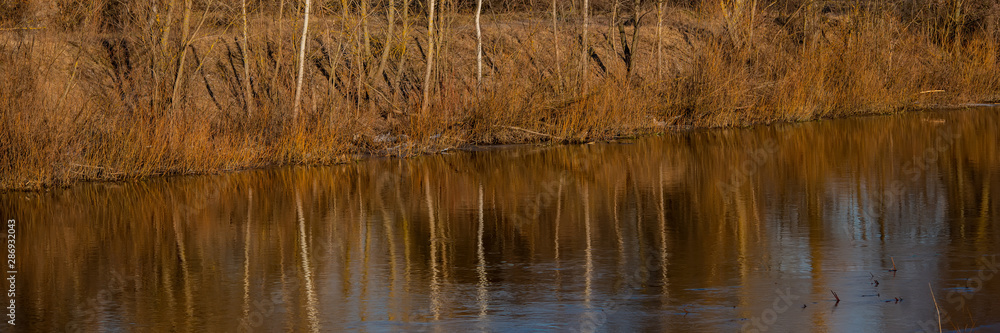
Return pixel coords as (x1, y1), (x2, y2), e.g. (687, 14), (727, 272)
(3, 107), (1000, 332)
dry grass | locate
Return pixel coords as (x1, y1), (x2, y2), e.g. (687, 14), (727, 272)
(1, 0), (998, 190)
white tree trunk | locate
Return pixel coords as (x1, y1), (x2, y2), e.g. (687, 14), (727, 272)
(241, 0), (254, 116)
(421, 0), (437, 114)
(476, 0), (484, 84)
(293, 0), (312, 120)
(581, 0), (589, 94)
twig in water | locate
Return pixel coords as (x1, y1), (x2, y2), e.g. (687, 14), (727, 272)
(929, 283), (942, 333)
(831, 290), (840, 304)
(890, 257), (898, 272)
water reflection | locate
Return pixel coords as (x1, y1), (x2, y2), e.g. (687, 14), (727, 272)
(3, 107), (1000, 332)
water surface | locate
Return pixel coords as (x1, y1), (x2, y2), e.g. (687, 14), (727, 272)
(4, 107), (1000, 332)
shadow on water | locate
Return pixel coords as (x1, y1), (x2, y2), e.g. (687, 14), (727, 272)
(3, 107), (1000, 332)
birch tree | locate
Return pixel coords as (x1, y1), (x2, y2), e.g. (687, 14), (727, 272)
(421, 0), (437, 114)
(580, 0), (589, 94)
(293, 0), (312, 120)
(476, 0), (484, 85)
(241, 0), (254, 116)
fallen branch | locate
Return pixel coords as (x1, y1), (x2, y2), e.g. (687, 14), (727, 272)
(502, 126), (564, 140)
(69, 163), (106, 169)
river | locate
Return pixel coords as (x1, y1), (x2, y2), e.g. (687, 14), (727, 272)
(3, 107), (999, 332)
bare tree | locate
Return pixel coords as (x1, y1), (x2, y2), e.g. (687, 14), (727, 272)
(155, 0), (177, 111)
(372, 0), (397, 83)
(580, 0), (589, 94)
(476, 0), (484, 85)
(241, 0), (255, 116)
(361, 0), (373, 113)
(363, 0), (373, 61)
(656, 0), (663, 80)
(552, 0), (562, 91)
(293, 0), (313, 120)
(160, 0), (176, 55)
(338, 0), (359, 109)
(170, 0), (193, 113)
(392, 0), (413, 106)
(421, 0), (437, 114)
(269, 0), (286, 101)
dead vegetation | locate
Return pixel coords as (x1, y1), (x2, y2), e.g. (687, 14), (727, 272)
(1, 0), (998, 190)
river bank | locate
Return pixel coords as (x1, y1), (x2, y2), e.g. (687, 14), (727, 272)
(2, 1), (998, 190)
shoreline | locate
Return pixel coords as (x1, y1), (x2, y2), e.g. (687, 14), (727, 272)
(4, 103), (996, 192)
